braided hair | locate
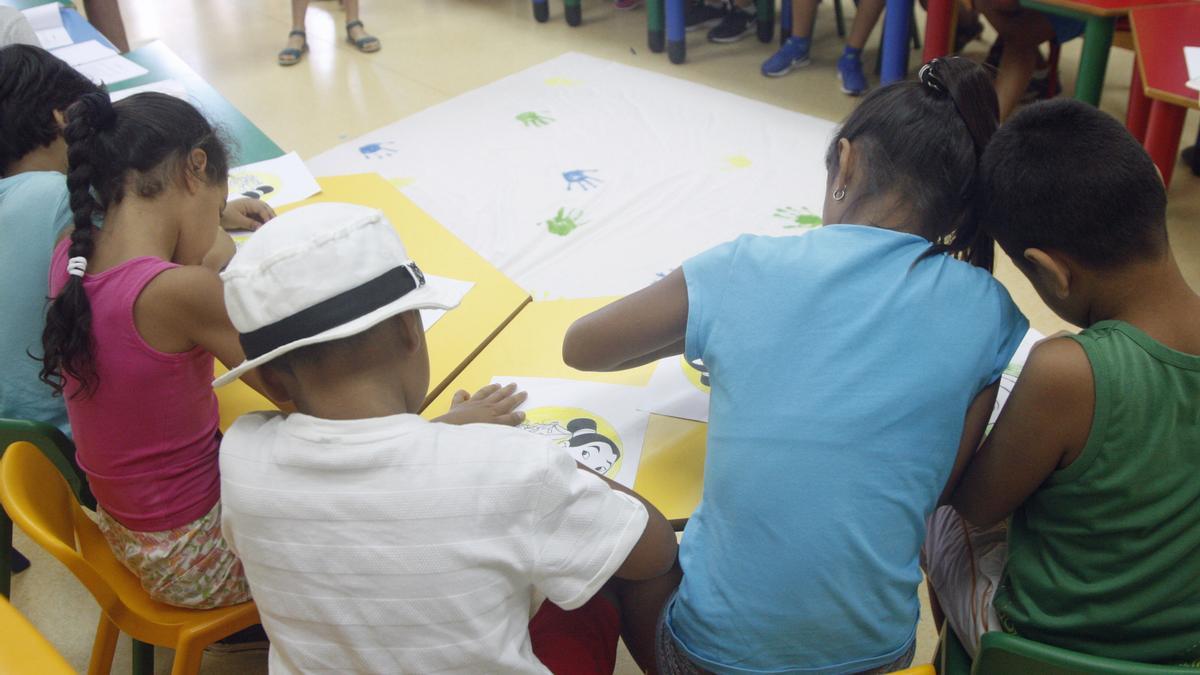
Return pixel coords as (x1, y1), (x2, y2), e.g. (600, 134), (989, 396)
(824, 56), (1000, 271)
(39, 91), (230, 397)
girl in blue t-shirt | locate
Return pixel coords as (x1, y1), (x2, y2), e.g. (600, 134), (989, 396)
(563, 57), (1028, 674)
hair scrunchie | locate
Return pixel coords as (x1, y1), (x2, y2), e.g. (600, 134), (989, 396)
(66, 256), (88, 278)
(919, 59), (947, 94)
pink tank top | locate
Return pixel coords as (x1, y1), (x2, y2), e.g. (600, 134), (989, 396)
(50, 239), (220, 532)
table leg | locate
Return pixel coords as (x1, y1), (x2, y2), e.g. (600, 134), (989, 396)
(649, 0), (666, 52)
(1125, 57), (1150, 143)
(667, 0), (686, 63)
(922, 0), (953, 62)
(1144, 100), (1186, 188)
(881, 0), (913, 83)
(564, 0), (582, 26)
(757, 0), (776, 43)
(1075, 16), (1113, 106)
(533, 0), (550, 22)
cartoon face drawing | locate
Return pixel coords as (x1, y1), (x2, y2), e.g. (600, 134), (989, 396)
(520, 407), (624, 478)
(228, 172), (281, 203)
(567, 418), (620, 475)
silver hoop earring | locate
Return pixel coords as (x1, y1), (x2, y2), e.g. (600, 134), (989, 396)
(832, 186), (846, 201)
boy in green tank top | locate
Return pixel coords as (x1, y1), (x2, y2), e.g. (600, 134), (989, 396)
(921, 99), (1200, 666)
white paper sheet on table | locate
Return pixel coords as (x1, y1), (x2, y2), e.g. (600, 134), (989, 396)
(988, 328), (1046, 430)
(493, 376), (649, 488)
(640, 355), (711, 423)
(228, 152), (321, 207)
(51, 40), (115, 66)
(22, 4), (71, 49)
(419, 275), (474, 330)
(1185, 46), (1200, 92)
(75, 56), (148, 86)
(308, 52), (835, 299)
(110, 79), (189, 102)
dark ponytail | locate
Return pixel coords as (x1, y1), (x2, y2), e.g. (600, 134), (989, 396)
(39, 91), (230, 398)
(825, 56), (999, 271)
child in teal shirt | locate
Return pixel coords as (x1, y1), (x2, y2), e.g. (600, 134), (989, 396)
(563, 58), (1027, 674)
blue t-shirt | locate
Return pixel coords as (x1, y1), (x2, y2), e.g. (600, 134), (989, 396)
(0, 171), (72, 434)
(668, 226), (1028, 674)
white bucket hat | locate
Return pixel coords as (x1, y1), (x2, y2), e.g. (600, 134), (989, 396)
(213, 202), (460, 388)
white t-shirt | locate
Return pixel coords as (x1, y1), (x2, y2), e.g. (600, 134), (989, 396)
(219, 412), (648, 674)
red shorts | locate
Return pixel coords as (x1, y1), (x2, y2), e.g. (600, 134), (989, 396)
(529, 595), (621, 674)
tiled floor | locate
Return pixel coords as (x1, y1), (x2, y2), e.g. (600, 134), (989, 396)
(9, 0), (1199, 672)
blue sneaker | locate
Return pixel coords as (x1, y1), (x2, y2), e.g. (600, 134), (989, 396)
(837, 51), (868, 96)
(761, 37), (811, 77)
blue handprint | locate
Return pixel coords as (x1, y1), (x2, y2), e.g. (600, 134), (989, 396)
(563, 169), (601, 191)
(358, 141), (397, 160)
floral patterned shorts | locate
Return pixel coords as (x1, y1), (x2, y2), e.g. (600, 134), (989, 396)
(96, 502), (251, 609)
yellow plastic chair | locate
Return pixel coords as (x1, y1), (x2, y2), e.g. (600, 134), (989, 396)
(894, 666), (936, 674)
(0, 442), (259, 675)
(0, 594), (74, 674)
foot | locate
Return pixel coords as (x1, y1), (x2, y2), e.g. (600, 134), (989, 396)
(837, 50), (868, 95)
(614, 0), (642, 9)
(707, 5), (756, 43)
(762, 36), (811, 77)
(346, 20), (381, 53)
(277, 29), (307, 66)
(686, 0), (727, 31)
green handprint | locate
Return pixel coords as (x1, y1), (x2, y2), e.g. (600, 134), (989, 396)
(543, 207), (585, 236)
(516, 111), (554, 128)
(774, 206), (822, 229)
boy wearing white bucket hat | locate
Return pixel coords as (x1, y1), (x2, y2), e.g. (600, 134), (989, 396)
(215, 203), (678, 673)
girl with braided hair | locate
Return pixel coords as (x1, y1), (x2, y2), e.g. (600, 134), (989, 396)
(39, 91), (277, 608)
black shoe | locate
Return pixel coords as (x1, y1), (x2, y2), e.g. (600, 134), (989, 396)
(12, 548), (30, 574)
(686, 0), (728, 31)
(707, 5), (755, 43)
(207, 624), (269, 654)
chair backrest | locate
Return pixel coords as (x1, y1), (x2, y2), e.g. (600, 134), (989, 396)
(975, 632), (1200, 674)
(0, 596), (74, 674)
(0, 442), (122, 611)
(0, 418), (94, 509)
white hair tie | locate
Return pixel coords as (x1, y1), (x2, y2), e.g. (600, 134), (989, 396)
(66, 256), (88, 278)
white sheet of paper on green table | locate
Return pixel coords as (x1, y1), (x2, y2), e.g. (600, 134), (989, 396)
(640, 355), (710, 423)
(111, 79), (189, 103)
(51, 40), (116, 66)
(75, 55), (148, 86)
(22, 4), (71, 49)
(228, 152), (321, 208)
(491, 376), (649, 488)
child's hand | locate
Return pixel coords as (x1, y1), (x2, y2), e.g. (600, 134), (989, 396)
(221, 198), (276, 232)
(433, 383), (528, 426)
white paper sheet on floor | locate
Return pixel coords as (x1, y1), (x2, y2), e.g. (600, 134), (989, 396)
(493, 376), (649, 488)
(308, 52), (835, 299)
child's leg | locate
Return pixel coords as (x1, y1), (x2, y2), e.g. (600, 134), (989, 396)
(290, 0), (310, 33)
(845, 0), (885, 50)
(977, 3), (1056, 119)
(792, 0), (819, 38)
(920, 505), (1007, 659)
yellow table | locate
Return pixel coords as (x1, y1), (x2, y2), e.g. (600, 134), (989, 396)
(217, 174), (531, 430)
(0, 597), (74, 674)
(423, 298), (706, 522)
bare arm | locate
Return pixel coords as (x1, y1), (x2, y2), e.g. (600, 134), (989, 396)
(581, 462), (678, 580)
(563, 269), (689, 372)
(938, 382), (1000, 506)
(137, 266), (287, 405)
(951, 338), (1094, 527)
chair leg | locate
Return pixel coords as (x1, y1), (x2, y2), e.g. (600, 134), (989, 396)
(909, 6), (920, 50)
(87, 615), (120, 675)
(1, 512), (11, 598)
(131, 639), (155, 675)
(169, 641), (205, 675)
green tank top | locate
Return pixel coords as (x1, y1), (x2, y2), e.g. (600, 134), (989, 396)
(993, 320), (1200, 665)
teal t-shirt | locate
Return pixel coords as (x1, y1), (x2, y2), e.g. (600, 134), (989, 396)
(0, 171), (72, 434)
(667, 227), (1028, 674)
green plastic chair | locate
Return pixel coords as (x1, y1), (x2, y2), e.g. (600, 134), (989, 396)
(0, 418), (94, 598)
(938, 627), (1200, 674)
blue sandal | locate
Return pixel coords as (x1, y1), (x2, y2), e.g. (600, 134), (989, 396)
(345, 20), (380, 53)
(278, 29), (307, 66)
